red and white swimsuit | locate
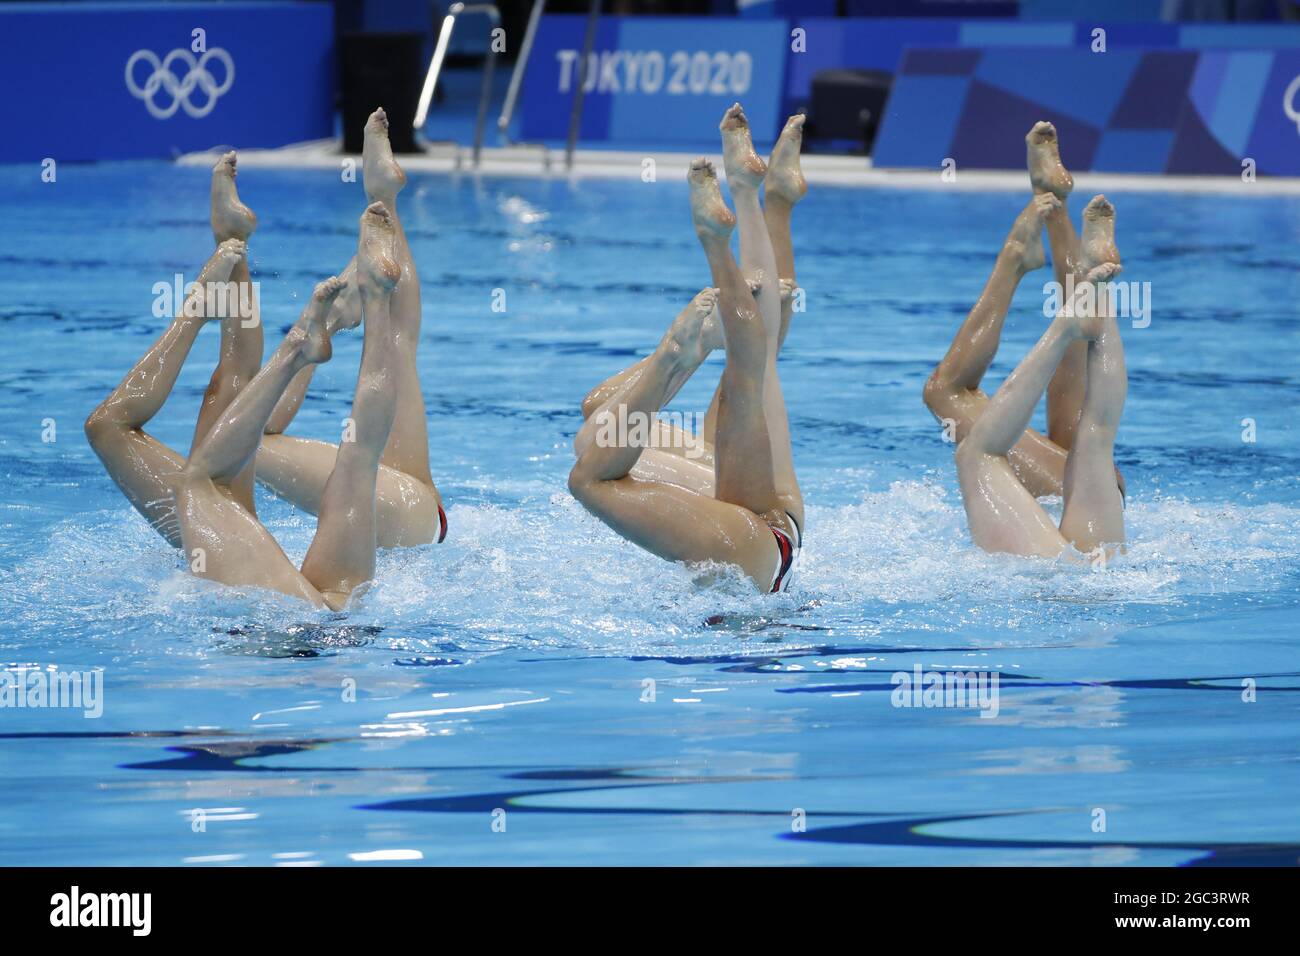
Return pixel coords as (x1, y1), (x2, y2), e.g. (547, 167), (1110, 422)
(768, 512), (801, 593)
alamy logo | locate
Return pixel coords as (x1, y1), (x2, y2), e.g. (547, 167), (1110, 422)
(153, 273), (259, 324)
(0, 666), (103, 718)
(1043, 273), (1151, 328)
(50, 886), (151, 936)
(125, 48), (234, 119)
(592, 404), (707, 460)
(891, 665), (1000, 719)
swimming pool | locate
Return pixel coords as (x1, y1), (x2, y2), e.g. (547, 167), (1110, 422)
(1, 161), (1297, 866)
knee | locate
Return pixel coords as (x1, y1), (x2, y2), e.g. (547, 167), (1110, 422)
(567, 459), (603, 508)
(954, 433), (990, 475)
(923, 374), (975, 446)
(83, 406), (120, 450)
(922, 371), (951, 416)
(173, 461), (205, 490)
(567, 461), (590, 503)
(573, 405), (611, 460)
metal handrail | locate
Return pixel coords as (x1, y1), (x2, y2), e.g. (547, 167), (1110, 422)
(565, 0), (601, 171)
(497, 0), (546, 144)
(414, 2), (500, 166)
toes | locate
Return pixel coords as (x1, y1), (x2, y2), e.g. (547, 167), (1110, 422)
(363, 200), (393, 223)
(1085, 195), (1115, 218)
(313, 276), (346, 301)
(720, 103), (748, 129)
(688, 158), (715, 181)
(1033, 193), (1062, 215)
(1027, 121), (1056, 144)
(1086, 262), (1122, 283)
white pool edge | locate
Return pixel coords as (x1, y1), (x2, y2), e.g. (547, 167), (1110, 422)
(177, 138), (1300, 196)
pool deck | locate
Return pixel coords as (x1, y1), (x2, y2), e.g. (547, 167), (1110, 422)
(177, 138), (1300, 196)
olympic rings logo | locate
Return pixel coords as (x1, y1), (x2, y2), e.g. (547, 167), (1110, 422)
(124, 48), (235, 120)
(1284, 74), (1300, 134)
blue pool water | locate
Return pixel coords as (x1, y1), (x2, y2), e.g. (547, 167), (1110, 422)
(1, 162), (1298, 865)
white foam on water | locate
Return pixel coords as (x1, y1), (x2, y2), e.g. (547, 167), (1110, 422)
(3, 477), (1297, 660)
(808, 479), (1300, 602)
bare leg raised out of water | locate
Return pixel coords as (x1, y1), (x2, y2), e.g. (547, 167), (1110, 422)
(953, 186), (1126, 562)
(298, 203), (405, 606)
(585, 113), (807, 501)
(577, 108), (806, 523)
(189, 151), (263, 515)
(175, 272), (348, 608)
(1026, 120), (1090, 454)
(176, 203), (404, 608)
(953, 288), (1104, 558)
(923, 193), (1070, 497)
(85, 239), (247, 546)
(568, 160), (793, 591)
(700, 110), (804, 510)
(577, 288), (722, 493)
(716, 104), (803, 533)
(258, 108), (446, 547)
(764, 112), (808, 351)
(1059, 197), (1125, 554)
(580, 288), (723, 421)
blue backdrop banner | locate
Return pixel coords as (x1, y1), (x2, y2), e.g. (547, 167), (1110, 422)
(782, 18), (1300, 121)
(1, 1), (334, 162)
(521, 15), (790, 145)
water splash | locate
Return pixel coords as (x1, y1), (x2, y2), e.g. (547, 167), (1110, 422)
(3, 478), (1295, 665)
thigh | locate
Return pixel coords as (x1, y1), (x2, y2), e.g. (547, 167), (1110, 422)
(573, 475), (780, 589)
(1059, 431), (1125, 556)
(932, 386), (1066, 499)
(630, 448), (715, 496)
(955, 443), (1067, 558)
(175, 477), (327, 606)
(625, 418), (716, 495)
(649, 418), (714, 464)
(85, 422), (187, 547)
(379, 351), (434, 486)
(257, 434), (442, 547)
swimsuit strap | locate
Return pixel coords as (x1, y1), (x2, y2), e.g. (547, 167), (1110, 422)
(769, 526), (795, 593)
(437, 504), (448, 544)
(783, 510), (803, 550)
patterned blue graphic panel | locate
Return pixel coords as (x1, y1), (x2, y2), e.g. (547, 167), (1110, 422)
(875, 46), (1300, 176)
